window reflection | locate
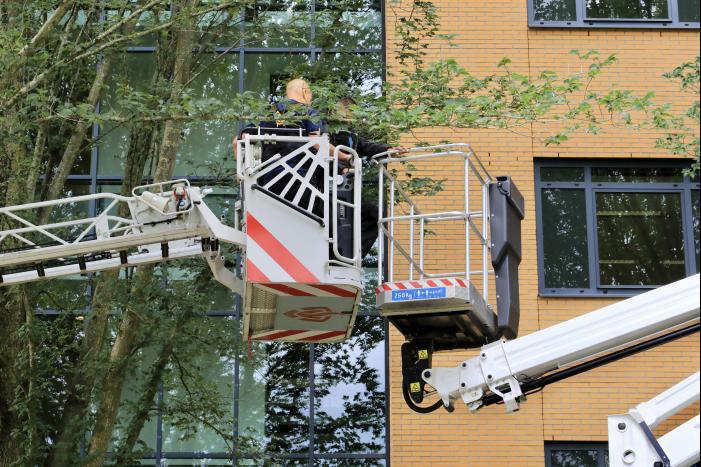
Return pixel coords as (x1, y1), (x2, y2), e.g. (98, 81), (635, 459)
(596, 192), (685, 286)
(585, 0), (670, 19)
(678, 0), (700, 21)
(244, 54), (311, 98)
(691, 189), (699, 273)
(541, 188), (590, 288)
(174, 56), (240, 177)
(314, 316), (386, 455)
(533, 0), (577, 21)
(314, 460), (386, 466)
(161, 316), (237, 454)
(591, 167), (683, 183)
(238, 341), (310, 454)
(541, 166), (584, 182)
(99, 53), (157, 177)
(550, 449), (600, 467)
(315, 1), (382, 50)
(245, 0), (312, 48)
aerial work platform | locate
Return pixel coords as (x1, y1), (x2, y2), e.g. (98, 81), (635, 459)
(372, 145), (524, 350)
(0, 134), (521, 351)
(0, 131), (364, 344)
(235, 130), (363, 343)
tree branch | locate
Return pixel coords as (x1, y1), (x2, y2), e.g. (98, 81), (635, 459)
(18, 0), (74, 57)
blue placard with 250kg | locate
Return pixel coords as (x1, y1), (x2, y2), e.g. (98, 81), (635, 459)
(391, 287), (446, 302)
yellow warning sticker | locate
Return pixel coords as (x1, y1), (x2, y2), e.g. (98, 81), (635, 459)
(409, 382), (421, 393)
(418, 350), (428, 360)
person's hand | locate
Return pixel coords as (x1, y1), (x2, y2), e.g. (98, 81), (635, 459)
(338, 151), (354, 163)
(391, 146), (409, 155)
(232, 137), (240, 158)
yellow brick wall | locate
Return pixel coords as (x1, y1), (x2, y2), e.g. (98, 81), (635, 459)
(384, 2), (700, 465)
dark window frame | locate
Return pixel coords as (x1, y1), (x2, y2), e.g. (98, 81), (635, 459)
(545, 441), (608, 467)
(528, 0), (700, 28)
(535, 158), (700, 297)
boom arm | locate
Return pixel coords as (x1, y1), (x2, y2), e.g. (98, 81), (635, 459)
(608, 371), (700, 467)
(423, 274), (700, 412)
(0, 180), (246, 293)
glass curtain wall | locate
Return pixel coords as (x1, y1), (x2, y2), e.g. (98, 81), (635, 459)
(61, 1), (387, 465)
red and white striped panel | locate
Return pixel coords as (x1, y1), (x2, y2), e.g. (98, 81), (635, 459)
(246, 211), (325, 284)
(250, 329), (348, 343)
(375, 277), (468, 294)
(256, 282), (358, 299)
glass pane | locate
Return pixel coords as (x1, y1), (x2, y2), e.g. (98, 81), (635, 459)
(238, 341), (310, 454)
(69, 128), (93, 175)
(192, 184), (237, 225)
(108, 346), (159, 455)
(161, 316), (237, 453)
(540, 166), (585, 182)
(96, 184), (123, 214)
(236, 459), (307, 466)
(585, 0), (670, 19)
(315, 1), (382, 49)
(313, 53), (383, 95)
(245, 0), (311, 48)
(678, 0), (700, 21)
(99, 53), (157, 176)
(244, 53), (311, 99)
(533, 0), (577, 21)
(693, 190), (700, 273)
(596, 192), (685, 286)
(162, 459), (232, 466)
(591, 167), (683, 183)
(541, 189), (590, 288)
(173, 55), (239, 177)
(314, 316), (385, 454)
(314, 460), (386, 466)
(550, 449), (599, 467)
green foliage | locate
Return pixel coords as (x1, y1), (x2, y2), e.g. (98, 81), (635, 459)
(654, 56), (700, 176)
(0, 0), (698, 465)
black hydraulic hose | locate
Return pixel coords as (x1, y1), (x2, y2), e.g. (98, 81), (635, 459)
(402, 382), (445, 414)
(481, 322), (700, 408)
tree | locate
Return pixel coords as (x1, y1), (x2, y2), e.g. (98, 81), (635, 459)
(0, 1), (696, 465)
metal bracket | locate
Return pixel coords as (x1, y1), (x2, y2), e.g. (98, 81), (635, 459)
(477, 339), (523, 412)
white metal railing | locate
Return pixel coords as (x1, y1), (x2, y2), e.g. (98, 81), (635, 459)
(0, 180), (193, 259)
(331, 145), (362, 268)
(372, 144), (493, 301)
(236, 131), (362, 269)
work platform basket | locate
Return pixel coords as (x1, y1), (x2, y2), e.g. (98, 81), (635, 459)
(373, 144), (524, 351)
(236, 128), (364, 343)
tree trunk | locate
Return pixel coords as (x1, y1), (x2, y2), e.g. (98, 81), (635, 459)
(112, 312), (188, 464)
(0, 121), (34, 465)
(45, 272), (118, 467)
(39, 54), (113, 222)
(84, 2), (197, 463)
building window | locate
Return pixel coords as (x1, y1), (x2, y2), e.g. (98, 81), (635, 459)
(529, 0), (700, 28)
(56, 0), (388, 464)
(545, 442), (609, 467)
(535, 160), (700, 296)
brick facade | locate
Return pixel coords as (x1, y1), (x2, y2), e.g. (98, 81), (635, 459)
(384, 1), (700, 465)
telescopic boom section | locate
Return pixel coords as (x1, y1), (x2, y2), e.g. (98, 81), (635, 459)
(0, 179), (246, 293)
(608, 371), (700, 467)
(423, 274), (701, 413)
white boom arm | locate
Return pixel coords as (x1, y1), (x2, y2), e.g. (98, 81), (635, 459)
(608, 371), (700, 467)
(423, 274), (700, 413)
(0, 179), (246, 294)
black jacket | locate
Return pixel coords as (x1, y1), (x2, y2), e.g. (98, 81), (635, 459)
(330, 130), (390, 161)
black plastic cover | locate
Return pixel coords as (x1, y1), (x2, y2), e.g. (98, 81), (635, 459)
(488, 176), (525, 339)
